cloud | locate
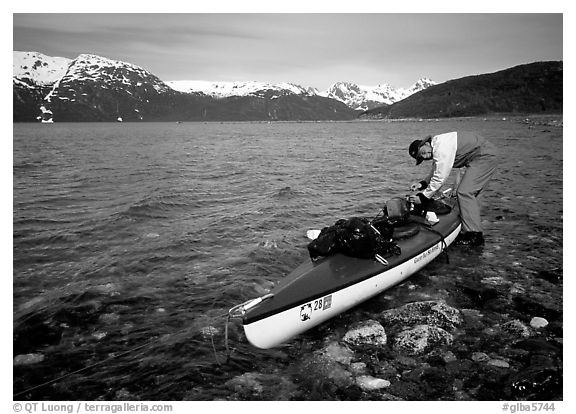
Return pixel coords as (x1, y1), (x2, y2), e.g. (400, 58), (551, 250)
(13, 13), (563, 89)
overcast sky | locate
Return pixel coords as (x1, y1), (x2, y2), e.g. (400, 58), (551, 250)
(13, 11), (563, 90)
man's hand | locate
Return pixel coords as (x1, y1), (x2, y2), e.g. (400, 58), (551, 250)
(408, 193), (430, 206)
(410, 181), (428, 192)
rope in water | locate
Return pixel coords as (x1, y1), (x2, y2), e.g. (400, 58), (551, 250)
(13, 305), (245, 399)
(13, 339), (154, 399)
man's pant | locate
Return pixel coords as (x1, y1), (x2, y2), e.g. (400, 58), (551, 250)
(456, 154), (498, 233)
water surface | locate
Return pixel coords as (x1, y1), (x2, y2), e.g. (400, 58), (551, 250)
(13, 118), (563, 400)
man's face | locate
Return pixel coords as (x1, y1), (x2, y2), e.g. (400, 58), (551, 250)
(418, 143), (433, 160)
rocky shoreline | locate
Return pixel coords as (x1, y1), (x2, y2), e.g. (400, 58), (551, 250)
(214, 290), (562, 401)
(15, 271), (562, 401)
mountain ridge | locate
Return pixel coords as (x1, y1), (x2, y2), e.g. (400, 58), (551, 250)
(359, 61), (563, 120)
(13, 51), (562, 122)
(13, 51), (358, 122)
(167, 78), (437, 110)
(14, 51), (435, 114)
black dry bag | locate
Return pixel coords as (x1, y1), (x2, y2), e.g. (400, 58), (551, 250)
(307, 217), (398, 261)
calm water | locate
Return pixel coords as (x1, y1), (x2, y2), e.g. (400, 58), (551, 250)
(13, 119), (563, 400)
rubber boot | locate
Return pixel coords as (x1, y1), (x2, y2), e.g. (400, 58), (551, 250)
(454, 232), (485, 246)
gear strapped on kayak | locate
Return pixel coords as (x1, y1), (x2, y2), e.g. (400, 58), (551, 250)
(306, 196), (452, 262)
(306, 216), (400, 261)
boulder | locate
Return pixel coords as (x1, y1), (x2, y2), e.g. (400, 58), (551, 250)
(393, 324), (453, 355)
(320, 342), (355, 365)
(501, 319), (531, 338)
(224, 372), (299, 400)
(343, 319), (387, 347)
(442, 350), (458, 363)
(297, 342), (355, 389)
(530, 317), (549, 329)
(471, 352), (490, 362)
(380, 301), (462, 331)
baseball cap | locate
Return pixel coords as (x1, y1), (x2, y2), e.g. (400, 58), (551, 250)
(409, 139), (426, 165)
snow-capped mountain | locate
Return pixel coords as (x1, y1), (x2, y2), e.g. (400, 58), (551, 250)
(43, 53), (173, 105)
(13, 51), (189, 122)
(13, 51), (356, 122)
(13, 51), (436, 121)
(406, 78), (437, 94)
(167, 80), (314, 99)
(15, 51), (559, 122)
(13, 51), (172, 93)
(321, 79), (437, 110)
(168, 79), (437, 111)
(64, 53), (172, 93)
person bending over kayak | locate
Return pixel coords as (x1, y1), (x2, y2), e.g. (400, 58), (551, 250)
(407, 131), (498, 246)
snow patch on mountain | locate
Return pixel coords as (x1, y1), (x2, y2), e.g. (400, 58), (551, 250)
(405, 78), (437, 95)
(13, 51), (71, 86)
(166, 80), (312, 98)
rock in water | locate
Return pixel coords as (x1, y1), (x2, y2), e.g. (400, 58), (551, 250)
(471, 352), (490, 362)
(349, 362), (368, 375)
(225, 372), (264, 394)
(393, 324), (453, 355)
(14, 353), (45, 366)
(501, 319), (531, 337)
(343, 319), (387, 347)
(530, 317), (549, 329)
(200, 326), (221, 339)
(297, 342), (355, 389)
(320, 342), (355, 365)
(307, 229), (321, 240)
(442, 350), (458, 363)
(488, 359), (510, 368)
(380, 301), (462, 331)
(356, 375), (391, 391)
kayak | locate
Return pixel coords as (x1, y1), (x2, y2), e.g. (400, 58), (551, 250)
(230, 200), (461, 349)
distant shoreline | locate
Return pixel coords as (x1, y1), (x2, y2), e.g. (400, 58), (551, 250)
(12, 113), (563, 126)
